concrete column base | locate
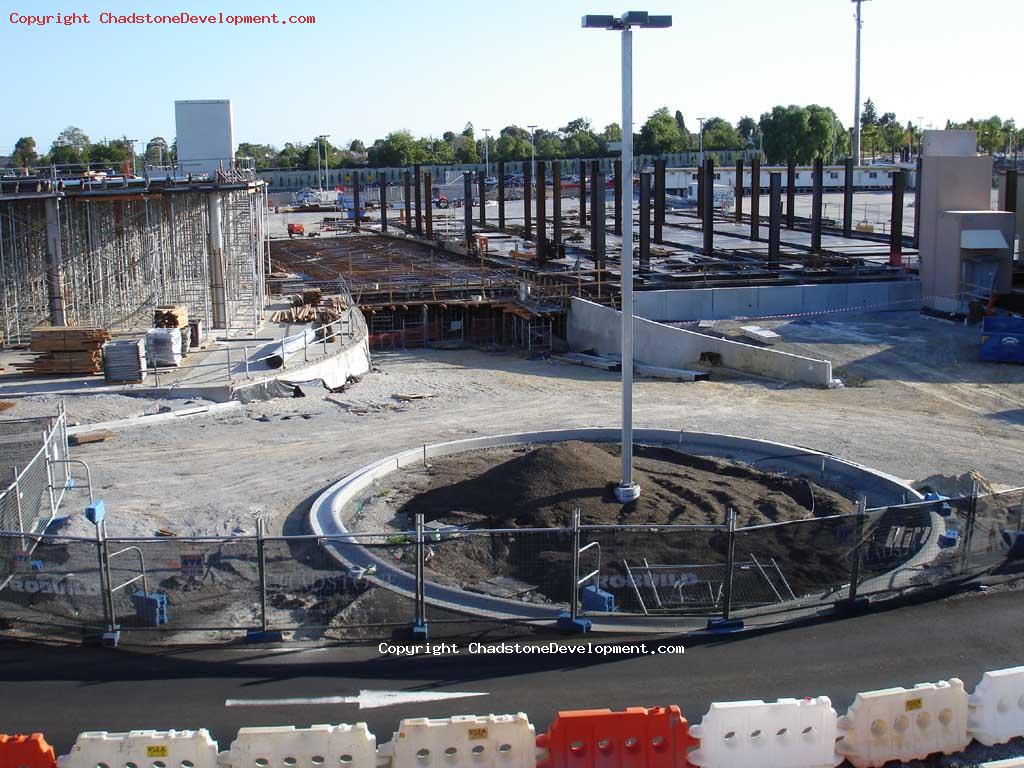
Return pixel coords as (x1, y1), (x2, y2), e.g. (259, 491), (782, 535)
(614, 482), (641, 503)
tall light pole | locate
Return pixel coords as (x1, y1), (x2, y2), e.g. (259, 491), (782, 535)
(917, 115), (924, 159)
(528, 125), (538, 173)
(319, 135), (331, 191)
(315, 136), (323, 191)
(851, 0), (869, 165)
(697, 117), (707, 164)
(584, 10), (672, 504)
(482, 128), (491, 177)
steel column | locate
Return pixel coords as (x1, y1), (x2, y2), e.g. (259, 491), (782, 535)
(523, 162), (532, 239)
(424, 172), (433, 239)
(696, 164), (704, 220)
(768, 172), (782, 269)
(552, 160), (562, 256)
(639, 170), (651, 271)
(403, 170), (412, 231)
(750, 158), (761, 241)
(379, 175), (388, 232)
(413, 164), (422, 237)
(613, 159), (622, 236)
(590, 160), (603, 269)
(890, 170), (905, 267)
(811, 158), (823, 252)
(913, 156), (923, 249)
(536, 161), (546, 255)
(463, 172), (473, 248)
(497, 161), (506, 231)
(702, 157), (714, 255)
(844, 157), (855, 238)
(579, 158), (587, 227)
(734, 158), (744, 223)
(478, 171), (486, 229)
(786, 159), (797, 229)
(654, 158), (666, 244)
(352, 172), (361, 231)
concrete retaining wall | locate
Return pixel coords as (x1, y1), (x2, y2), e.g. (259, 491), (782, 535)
(633, 281), (922, 323)
(568, 298), (832, 387)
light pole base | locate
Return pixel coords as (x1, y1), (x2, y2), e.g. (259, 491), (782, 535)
(614, 482), (641, 503)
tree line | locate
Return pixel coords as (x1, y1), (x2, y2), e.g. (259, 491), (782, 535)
(6, 101), (1021, 173)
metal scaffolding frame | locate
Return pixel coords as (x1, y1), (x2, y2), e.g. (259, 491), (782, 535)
(0, 182), (267, 345)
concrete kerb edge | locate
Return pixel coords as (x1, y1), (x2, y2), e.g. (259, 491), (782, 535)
(308, 428), (922, 628)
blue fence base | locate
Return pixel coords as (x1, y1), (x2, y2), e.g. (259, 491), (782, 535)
(245, 629), (284, 643)
(411, 620), (429, 642)
(706, 618), (744, 633)
(101, 628), (121, 647)
(556, 612), (592, 634)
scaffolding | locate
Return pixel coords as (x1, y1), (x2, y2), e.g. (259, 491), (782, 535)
(0, 178), (268, 345)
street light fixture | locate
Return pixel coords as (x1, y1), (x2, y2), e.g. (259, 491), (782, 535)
(583, 10), (672, 504)
(851, 0), (870, 164)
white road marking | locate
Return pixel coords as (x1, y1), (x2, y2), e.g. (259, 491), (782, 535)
(225, 689), (489, 709)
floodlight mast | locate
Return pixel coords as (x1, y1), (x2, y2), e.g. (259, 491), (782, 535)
(851, 0), (870, 164)
(583, 11), (672, 504)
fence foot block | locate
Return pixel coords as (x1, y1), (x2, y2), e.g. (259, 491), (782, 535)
(411, 620), (429, 642)
(245, 629), (284, 643)
(834, 597), (870, 617)
(556, 612), (591, 634)
(706, 618), (744, 633)
(101, 628), (121, 647)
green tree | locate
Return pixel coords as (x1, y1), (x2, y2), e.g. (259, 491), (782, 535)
(637, 107), (685, 154)
(11, 137), (38, 167)
(349, 139), (366, 154)
(48, 143), (84, 169)
(737, 116), (758, 146)
(673, 111), (693, 148)
(602, 123), (622, 142)
(978, 116), (1006, 155)
(702, 117), (742, 150)
(236, 142), (276, 169)
(145, 136), (171, 165)
(861, 98), (878, 127)
(494, 126), (533, 161)
(366, 130), (428, 167)
(54, 126), (90, 151)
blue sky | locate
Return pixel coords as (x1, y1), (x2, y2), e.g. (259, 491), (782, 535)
(1, 0), (1020, 154)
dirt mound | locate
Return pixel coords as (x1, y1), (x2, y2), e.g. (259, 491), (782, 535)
(401, 441), (852, 528)
(914, 471), (995, 498)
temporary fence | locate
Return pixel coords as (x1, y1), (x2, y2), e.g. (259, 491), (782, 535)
(0, 486), (1021, 642)
(8, 663), (1024, 768)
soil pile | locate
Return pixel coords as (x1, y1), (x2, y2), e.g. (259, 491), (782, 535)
(401, 441), (852, 527)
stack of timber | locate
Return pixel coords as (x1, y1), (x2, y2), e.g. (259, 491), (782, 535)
(20, 326), (111, 375)
(270, 294), (347, 324)
(154, 304), (189, 329)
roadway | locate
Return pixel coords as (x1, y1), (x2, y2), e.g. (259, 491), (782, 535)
(1, 587), (1022, 754)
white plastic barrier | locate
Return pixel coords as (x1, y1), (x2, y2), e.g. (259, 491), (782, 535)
(381, 714), (534, 768)
(969, 666), (1024, 746)
(688, 697), (841, 768)
(835, 678), (970, 768)
(219, 724), (376, 768)
(58, 730), (218, 768)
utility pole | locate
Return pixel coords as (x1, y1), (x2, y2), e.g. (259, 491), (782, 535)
(528, 125), (538, 174)
(322, 134), (331, 189)
(482, 128), (491, 178)
(851, 0), (869, 165)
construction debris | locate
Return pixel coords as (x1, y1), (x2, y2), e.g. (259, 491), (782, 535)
(550, 352), (621, 371)
(740, 325), (782, 345)
(392, 393), (435, 402)
(69, 429), (116, 446)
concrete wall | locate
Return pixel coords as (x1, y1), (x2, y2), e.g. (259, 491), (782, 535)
(568, 298), (832, 387)
(633, 281), (922, 323)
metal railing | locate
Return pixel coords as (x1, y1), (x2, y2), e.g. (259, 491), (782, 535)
(1, 484), (1021, 642)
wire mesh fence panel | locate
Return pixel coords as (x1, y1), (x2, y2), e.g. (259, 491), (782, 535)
(733, 516), (858, 608)
(104, 537), (261, 633)
(423, 529), (573, 612)
(855, 497), (973, 598)
(965, 489), (1024, 581)
(580, 527), (730, 615)
(263, 534), (416, 633)
(0, 534), (106, 632)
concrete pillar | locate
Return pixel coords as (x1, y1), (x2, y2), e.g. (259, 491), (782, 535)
(590, 160), (604, 269)
(734, 158), (744, 223)
(613, 159), (622, 236)
(206, 192), (228, 329)
(478, 172), (486, 229)
(523, 162), (532, 239)
(654, 158), (666, 244)
(811, 157), (823, 252)
(703, 157), (714, 256)
(786, 159), (797, 229)
(768, 172), (782, 269)
(403, 170), (412, 232)
(844, 157), (855, 238)
(890, 170), (905, 267)
(696, 165), (704, 221)
(43, 197), (66, 327)
(579, 158), (587, 227)
(424, 172), (433, 238)
(750, 158), (761, 242)
(639, 170), (651, 271)
(352, 172), (361, 231)
(379, 176), (388, 232)
(413, 164), (422, 237)
(463, 172), (473, 248)
(552, 160), (562, 255)
(536, 161), (546, 252)
(913, 156), (923, 249)
(497, 162), (506, 231)
(1004, 169), (1018, 213)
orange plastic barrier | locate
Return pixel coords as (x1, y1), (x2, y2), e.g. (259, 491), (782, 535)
(0, 734), (56, 768)
(536, 706), (696, 768)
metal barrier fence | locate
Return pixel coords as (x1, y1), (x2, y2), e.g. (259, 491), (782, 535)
(0, 486), (1021, 641)
(0, 405), (84, 589)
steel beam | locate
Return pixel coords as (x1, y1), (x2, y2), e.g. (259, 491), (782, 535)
(768, 172), (781, 269)
(786, 159), (796, 229)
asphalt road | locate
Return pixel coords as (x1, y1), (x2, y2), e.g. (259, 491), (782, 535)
(1, 588), (1023, 754)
